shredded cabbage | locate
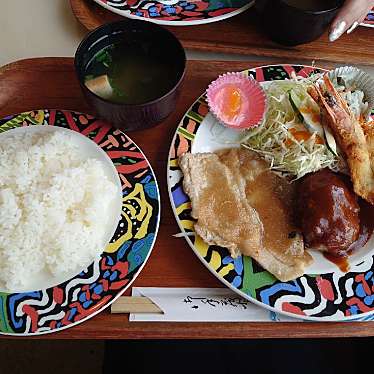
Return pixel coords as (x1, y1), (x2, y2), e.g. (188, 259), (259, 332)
(338, 87), (368, 120)
(332, 73), (369, 119)
(240, 77), (345, 180)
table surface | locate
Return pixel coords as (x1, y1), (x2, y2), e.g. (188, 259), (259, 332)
(2, 56), (374, 339)
(0, 0), (86, 67)
(70, 0), (374, 66)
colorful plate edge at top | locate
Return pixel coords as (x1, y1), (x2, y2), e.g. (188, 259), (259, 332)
(167, 64), (374, 322)
(361, 8), (374, 27)
(0, 109), (160, 336)
(92, 0), (254, 26)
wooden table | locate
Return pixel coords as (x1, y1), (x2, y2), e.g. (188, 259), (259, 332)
(70, 0), (374, 66)
(0, 57), (373, 339)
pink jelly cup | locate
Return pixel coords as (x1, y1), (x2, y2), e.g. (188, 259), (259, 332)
(206, 72), (267, 130)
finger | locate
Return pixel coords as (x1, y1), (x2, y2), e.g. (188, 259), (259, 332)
(346, 21), (359, 34)
(346, 6), (373, 34)
(329, 0), (373, 41)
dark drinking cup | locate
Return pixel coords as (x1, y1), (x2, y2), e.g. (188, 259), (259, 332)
(255, 0), (344, 46)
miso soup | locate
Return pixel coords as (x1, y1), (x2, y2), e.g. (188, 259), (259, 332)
(84, 41), (181, 105)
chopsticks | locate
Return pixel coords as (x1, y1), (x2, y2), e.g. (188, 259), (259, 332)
(111, 296), (163, 314)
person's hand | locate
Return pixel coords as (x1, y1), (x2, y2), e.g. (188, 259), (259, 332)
(329, 0), (374, 41)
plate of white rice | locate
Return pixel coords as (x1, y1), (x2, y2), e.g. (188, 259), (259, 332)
(0, 125), (122, 292)
(0, 109), (160, 335)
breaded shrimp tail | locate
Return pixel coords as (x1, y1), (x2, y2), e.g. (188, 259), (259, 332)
(311, 75), (374, 204)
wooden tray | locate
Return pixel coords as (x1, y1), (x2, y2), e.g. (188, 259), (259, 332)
(70, 0), (374, 66)
(1, 57), (373, 339)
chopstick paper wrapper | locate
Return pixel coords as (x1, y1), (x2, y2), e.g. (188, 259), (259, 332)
(111, 288), (296, 322)
(111, 288), (374, 322)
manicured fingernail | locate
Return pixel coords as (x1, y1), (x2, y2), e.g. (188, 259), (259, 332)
(329, 20), (346, 42)
(346, 21), (359, 34)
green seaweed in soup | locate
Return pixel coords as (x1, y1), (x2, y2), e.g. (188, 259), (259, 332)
(84, 42), (180, 104)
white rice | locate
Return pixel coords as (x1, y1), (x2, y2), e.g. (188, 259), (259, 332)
(0, 129), (118, 290)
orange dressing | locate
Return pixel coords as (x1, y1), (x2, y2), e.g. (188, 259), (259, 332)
(299, 106), (321, 124)
(285, 128), (324, 147)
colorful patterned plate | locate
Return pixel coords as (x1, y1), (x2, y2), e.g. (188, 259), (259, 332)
(168, 64), (374, 321)
(92, 0), (254, 26)
(0, 109), (160, 335)
(362, 7), (374, 27)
